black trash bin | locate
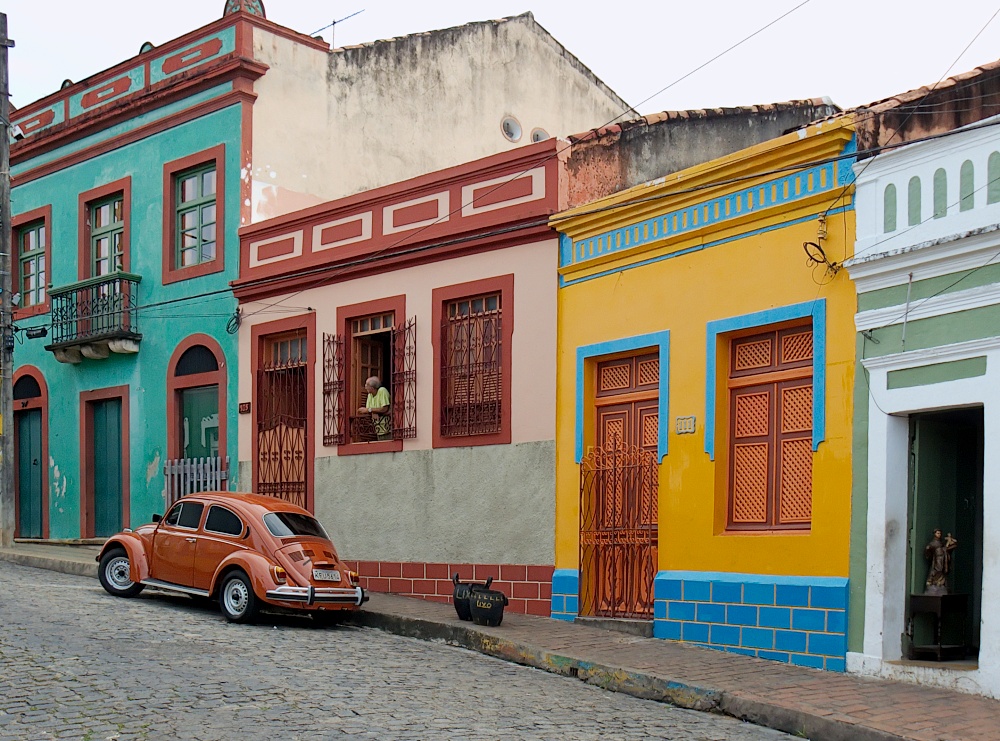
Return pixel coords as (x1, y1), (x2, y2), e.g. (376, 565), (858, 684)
(452, 574), (492, 621)
(469, 588), (509, 627)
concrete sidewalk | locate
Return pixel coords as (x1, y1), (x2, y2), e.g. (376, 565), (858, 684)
(2, 543), (997, 741)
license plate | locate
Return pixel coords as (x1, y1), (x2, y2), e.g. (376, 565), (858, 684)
(313, 568), (341, 582)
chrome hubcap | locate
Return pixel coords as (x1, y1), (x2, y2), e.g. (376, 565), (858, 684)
(107, 556), (133, 590)
(224, 579), (249, 616)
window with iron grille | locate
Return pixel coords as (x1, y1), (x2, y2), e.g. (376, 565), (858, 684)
(89, 193), (125, 277)
(175, 164), (218, 269)
(348, 312), (393, 443)
(441, 292), (502, 437)
(326, 300), (416, 450)
(17, 220), (46, 308)
(727, 325), (813, 531)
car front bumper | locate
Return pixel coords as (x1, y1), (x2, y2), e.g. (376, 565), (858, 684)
(265, 584), (368, 606)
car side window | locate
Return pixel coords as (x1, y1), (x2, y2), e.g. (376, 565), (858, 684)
(176, 502), (205, 529)
(205, 505), (243, 537)
(164, 503), (183, 526)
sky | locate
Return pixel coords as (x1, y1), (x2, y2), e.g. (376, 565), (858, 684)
(6, 1), (1000, 117)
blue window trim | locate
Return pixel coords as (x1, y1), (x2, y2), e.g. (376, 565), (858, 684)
(704, 300), (825, 461)
(575, 330), (670, 463)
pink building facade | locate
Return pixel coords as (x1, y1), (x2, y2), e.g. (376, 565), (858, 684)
(233, 141), (567, 614)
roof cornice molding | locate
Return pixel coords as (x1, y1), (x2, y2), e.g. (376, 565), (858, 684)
(554, 118), (855, 240)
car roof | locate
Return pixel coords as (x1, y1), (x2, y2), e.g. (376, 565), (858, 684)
(178, 491), (313, 518)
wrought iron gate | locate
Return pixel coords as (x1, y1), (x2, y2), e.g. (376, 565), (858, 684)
(579, 436), (658, 619)
(256, 359), (307, 508)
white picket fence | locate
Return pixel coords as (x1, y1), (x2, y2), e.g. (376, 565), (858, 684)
(164, 456), (230, 506)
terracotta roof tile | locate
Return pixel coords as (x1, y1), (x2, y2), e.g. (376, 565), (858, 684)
(855, 56), (1000, 115)
(567, 98), (840, 143)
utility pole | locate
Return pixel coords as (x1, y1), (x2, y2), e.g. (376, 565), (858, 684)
(0, 13), (14, 548)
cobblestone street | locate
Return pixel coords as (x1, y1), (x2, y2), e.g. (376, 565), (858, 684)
(0, 562), (792, 741)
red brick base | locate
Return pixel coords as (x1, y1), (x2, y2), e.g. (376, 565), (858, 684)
(341, 560), (554, 617)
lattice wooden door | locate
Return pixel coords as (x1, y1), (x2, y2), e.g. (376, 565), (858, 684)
(580, 353), (659, 619)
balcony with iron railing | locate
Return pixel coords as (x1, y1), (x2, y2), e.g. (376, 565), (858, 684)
(45, 272), (142, 364)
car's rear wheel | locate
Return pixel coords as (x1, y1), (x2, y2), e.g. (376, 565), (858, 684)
(98, 548), (145, 598)
(219, 571), (258, 623)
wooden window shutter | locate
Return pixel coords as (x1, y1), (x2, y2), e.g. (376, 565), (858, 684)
(391, 316), (416, 440)
(776, 382), (812, 524)
(322, 333), (346, 445)
(730, 386), (772, 525)
(727, 326), (813, 530)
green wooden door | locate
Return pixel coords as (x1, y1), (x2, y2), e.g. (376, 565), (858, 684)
(907, 411), (983, 651)
(907, 418), (954, 596)
(16, 410), (43, 538)
(93, 398), (123, 537)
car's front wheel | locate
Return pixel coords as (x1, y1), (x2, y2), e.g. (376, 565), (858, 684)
(98, 548), (145, 598)
(219, 571), (258, 624)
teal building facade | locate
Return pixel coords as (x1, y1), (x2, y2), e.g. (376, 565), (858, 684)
(8, 6), (273, 538)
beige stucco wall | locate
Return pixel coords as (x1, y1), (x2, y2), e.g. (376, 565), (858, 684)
(248, 16), (627, 221)
(316, 442), (554, 563)
(237, 238), (558, 563)
(238, 442), (554, 564)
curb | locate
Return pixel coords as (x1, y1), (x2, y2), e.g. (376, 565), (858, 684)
(342, 610), (905, 741)
(0, 549), (98, 579)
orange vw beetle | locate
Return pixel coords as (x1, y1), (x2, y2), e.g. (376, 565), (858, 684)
(96, 492), (367, 623)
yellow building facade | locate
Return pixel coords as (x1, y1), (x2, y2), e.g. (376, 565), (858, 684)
(551, 118), (857, 671)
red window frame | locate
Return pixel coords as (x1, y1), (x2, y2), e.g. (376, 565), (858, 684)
(166, 334), (228, 463)
(12, 205), (52, 319)
(162, 145), (226, 285)
(79, 177), (131, 281)
(336, 295), (406, 456)
(432, 274), (514, 449)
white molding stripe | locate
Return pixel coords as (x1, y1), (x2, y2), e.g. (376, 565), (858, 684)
(861, 335), (1000, 372)
(461, 167), (545, 217)
(855, 281), (1000, 331)
(249, 231), (303, 268)
(312, 212), (373, 253)
(846, 223), (1000, 293)
(383, 192), (449, 236)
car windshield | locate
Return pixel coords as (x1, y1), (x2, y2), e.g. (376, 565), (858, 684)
(263, 512), (329, 540)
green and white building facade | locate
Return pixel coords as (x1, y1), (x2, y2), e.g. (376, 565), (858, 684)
(846, 116), (1000, 698)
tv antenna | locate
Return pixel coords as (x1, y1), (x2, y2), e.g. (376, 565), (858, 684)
(312, 9), (365, 49)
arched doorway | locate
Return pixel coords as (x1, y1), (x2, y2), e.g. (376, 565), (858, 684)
(13, 368), (48, 539)
(166, 335), (228, 503)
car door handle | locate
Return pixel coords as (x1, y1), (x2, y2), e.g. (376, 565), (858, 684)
(185, 537), (196, 543)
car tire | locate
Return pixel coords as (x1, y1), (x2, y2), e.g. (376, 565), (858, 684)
(98, 548), (145, 598)
(219, 571), (258, 624)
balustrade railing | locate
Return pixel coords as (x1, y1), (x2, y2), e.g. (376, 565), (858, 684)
(47, 272), (142, 347)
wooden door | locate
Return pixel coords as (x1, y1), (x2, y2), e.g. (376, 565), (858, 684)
(92, 398), (123, 537)
(581, 353), (659, 619)
(15, 409), (43, 538)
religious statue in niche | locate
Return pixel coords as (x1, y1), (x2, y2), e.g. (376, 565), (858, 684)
(924, 528), (959, 595)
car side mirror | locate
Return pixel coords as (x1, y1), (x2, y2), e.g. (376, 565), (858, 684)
(151, 513), (162, 523)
